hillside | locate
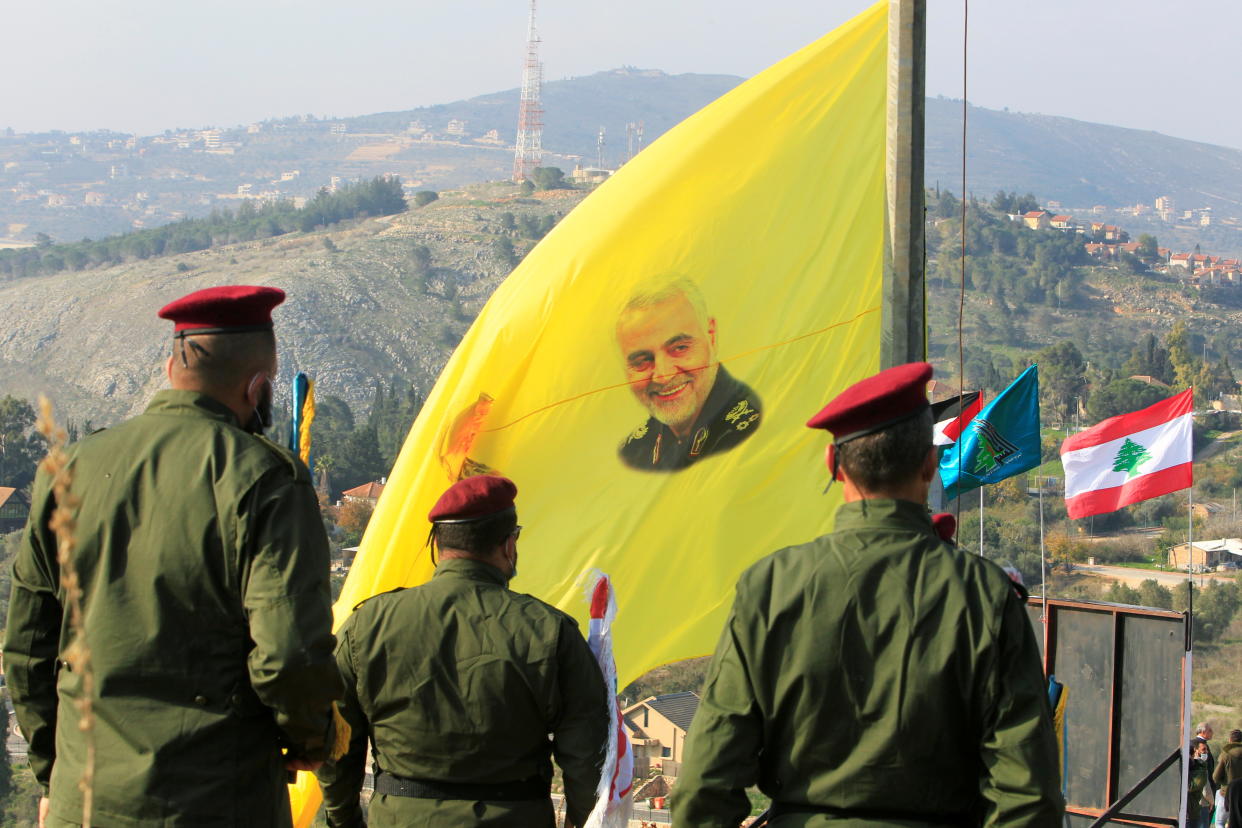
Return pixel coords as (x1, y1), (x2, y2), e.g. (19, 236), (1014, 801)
(0, 182), (588, 425)
(347, 68), (743, 163)
(6, 68), (1242, 254)
(926, 97), (1242, 218)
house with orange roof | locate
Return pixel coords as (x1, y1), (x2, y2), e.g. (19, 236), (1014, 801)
(1169, 253), (1193, 272)
(342, 478), (386, 504)
(1022, 210), (1051, 230)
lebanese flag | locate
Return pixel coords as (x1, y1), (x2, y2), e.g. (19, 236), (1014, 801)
(583, 573), (633, 828)
(1060, 388), (1193, 520)
(932, 391), (983, 446)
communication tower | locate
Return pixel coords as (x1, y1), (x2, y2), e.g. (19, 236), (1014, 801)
(512, 0), (544, 181)
(596, 126), (606, 169)
(625, 121), (645, 162)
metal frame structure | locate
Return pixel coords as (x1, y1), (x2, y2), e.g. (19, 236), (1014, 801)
(512, 0), (544, 182)
(1029, 597), (1189, 827)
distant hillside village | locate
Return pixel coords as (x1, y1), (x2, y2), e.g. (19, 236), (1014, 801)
(1011, 197), (1242, 286)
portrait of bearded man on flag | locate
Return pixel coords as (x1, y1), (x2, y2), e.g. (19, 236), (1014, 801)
(615, 277), (762, 472)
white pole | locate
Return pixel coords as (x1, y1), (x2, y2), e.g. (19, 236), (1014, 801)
(979, 487), (985, 557)
(1039, 483), (1047, 592)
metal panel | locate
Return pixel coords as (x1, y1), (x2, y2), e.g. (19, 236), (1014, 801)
(1027, 598), (1187, 826)
(1117, 615), (1185, 818)
(1054, 606), (1115, 810)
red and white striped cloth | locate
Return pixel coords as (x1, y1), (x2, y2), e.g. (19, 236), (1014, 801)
(1060, 388), (1193, 520)
(583, 572), (633, 828)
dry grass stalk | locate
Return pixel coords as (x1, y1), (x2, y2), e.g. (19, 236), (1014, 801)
(35, 395), (95, 828)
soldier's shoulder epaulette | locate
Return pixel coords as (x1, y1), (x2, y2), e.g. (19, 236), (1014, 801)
(254, 435), (311, 484)
(352, 586), (407, 613)
(722, 398), (761, 432)
(623, 421), (650, 446)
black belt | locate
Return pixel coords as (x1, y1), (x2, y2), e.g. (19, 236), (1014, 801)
(769, 801), (973, 827)
(373, 772), (547, 802)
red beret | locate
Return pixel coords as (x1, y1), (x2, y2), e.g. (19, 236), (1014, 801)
(158, 285), (286, 335)
(806, 362), (933, 442)
(932, 512), (957, 542)
(429, 475), (518, 524)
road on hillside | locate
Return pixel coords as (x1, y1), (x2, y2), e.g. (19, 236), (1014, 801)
(1075, 563), (1233, 588)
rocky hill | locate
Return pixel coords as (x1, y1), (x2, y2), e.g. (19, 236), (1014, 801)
(925, 97), (1242, 215)
(0, 182), (587, 425)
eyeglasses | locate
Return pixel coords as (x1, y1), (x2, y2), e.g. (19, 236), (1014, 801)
(512, 525), (523, 540)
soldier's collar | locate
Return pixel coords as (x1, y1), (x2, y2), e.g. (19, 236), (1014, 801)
(833, 498), (933, 532)
(145, 389), (242, 428)
(433, 556), (510, 586)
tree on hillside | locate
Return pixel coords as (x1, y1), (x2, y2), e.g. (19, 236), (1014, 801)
(1197, 356), (1237, 403)
(1036, 341), (1087, 425)
(1138, 579), (1173, 610)
(531, 167), (567, 190)
(0, 396), (45, 490)
(1136, 233), (1160, 262)
(413, 190), (439, 207)
(1122, 333), (1175, 385)
(1165, 321), (1202, 390)
(934, 191), (960, 219)
(1088, 379), (1170, 421)
(492, 237), (517, 268)
(336, 498), (375, 547)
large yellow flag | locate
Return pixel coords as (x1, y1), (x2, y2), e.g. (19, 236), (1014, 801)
(291, 3), (885, 821)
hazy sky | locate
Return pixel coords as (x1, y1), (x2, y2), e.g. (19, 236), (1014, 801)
(4, 1), (1240, 149)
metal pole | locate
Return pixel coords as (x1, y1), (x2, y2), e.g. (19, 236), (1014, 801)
(881, 0), (927, 368)
(978, 487), (984, 557)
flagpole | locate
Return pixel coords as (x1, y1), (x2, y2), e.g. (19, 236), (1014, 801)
(881, 0), (926, 368)
(1039, 477), (1048, 654)
(979, 487), (985, 557)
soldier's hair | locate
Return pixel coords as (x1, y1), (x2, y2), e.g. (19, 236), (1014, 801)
(837, 407), (933, 492)
(1197, 722), (1212, 735)
(174, 330), (276, 389)
(617, 276), (710, 331)
(1231, 729), (1242, 743)
(433, 511), (518, 557)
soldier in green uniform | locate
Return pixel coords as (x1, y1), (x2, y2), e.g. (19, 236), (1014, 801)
(674, 362), (1064, 827)
(615, 277), (761, 472)
(5, 286), (342, 827)
(317, 474), (608, 828)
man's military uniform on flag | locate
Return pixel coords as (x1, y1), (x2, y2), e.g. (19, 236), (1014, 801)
(5, 286), (342, 827)
(317, 476), (608, 828)
(674, 363), (1064, 827)
(619, 368), (761, 471)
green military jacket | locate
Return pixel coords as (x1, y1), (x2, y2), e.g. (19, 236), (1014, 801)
(317, 557), (608, 828)
(673, 499), (1064, 828)
(4, 390), (342, 827)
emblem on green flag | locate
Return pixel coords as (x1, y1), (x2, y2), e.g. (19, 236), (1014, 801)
(1112, 437), (1152, 479)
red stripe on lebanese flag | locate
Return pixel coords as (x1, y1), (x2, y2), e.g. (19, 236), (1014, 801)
(1065, 462), (1193, 520)
(1062, 388), (1192, 452)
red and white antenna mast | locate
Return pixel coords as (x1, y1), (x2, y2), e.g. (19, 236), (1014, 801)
(512, 0), (544, 181)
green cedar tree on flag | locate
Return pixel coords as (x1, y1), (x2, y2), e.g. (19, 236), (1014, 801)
(939, 365), (1041, 501)
(1111, 438), (1153, 479)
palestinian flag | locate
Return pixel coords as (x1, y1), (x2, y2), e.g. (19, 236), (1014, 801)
(932, 391), (983, 447)
(1060, 388), (1193, 520)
